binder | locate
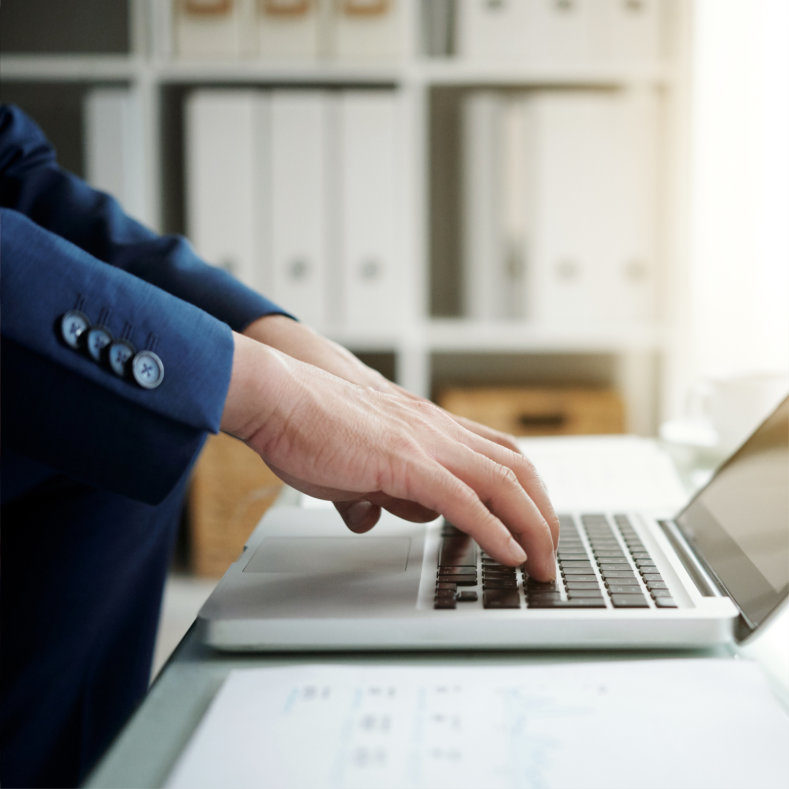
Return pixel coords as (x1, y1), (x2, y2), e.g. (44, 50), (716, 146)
(528, 0), (594, 66)
(527, 92), (611, 326)
(461, 91), (504, 320)
(83, 88), (148, 226)
(598, 0), (662, 63)
(456, 0), (531, 61)
(173, 0), (255, 59)
(527, 91), (657, 326)
(603, 91), (659, 322)
(256, 0), (322, 60)
(329, 0), (403, 61)
(337, 90), (402, 330)
(185, 90), (266, 291)
(268, 91), (331, 329)
(461, 92), (529, 321)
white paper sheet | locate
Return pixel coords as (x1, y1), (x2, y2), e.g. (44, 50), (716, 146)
(166, 660), (789, 789)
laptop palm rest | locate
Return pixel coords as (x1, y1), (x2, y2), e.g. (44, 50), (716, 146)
(244, 537), (411, 575)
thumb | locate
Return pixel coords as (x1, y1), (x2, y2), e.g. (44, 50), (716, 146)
(334, 500), (382, 534)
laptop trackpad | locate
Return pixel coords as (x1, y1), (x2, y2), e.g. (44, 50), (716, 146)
(243, 536), (411, 575)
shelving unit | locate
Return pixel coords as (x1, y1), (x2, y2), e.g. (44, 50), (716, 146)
(1, 0), (692, 434)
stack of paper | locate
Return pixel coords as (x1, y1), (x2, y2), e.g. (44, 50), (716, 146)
(166, 660), (789, 789)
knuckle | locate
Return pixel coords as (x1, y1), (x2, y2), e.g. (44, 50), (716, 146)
(493, 462), (520, 488)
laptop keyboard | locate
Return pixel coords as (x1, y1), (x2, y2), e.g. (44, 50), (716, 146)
(433, 514), (677, 610)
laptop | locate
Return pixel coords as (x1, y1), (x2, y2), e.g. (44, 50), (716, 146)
(199, 395), (789, 650)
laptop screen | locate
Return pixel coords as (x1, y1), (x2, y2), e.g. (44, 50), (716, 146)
(676, 395), (789, 631)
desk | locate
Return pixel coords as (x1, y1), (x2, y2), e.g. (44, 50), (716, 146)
(85, 439), (789, 788)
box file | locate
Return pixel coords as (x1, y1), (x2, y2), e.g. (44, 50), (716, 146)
(598, 0), (663, 63)
(173, 0), (255, 59)
(329, 0), (403, 61)
(256, 0), (323, 59)
(83, 88), (148, 226)
(527, 91), (658, 326)
(268, 91), (331, 328)
(185, 90), (266, 291)
(337, 91), (402, 330)
(461, 91), (530, 321)
(456, 0), (532, 61)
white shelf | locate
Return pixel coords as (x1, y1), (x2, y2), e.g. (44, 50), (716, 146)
(426, 320), (667, 354)
(0, 54), (141, 82)
(0, 0), (689, 432)
(155, 59), (403, 85)
(413, 59), (674, 87)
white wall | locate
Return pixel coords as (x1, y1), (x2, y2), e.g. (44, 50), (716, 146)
(688, 0), (789, 380)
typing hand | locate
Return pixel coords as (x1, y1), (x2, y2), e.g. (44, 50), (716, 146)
(223, 331), (559, 579)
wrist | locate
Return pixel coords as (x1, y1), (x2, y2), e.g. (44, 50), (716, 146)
(220, 331), (280, 440)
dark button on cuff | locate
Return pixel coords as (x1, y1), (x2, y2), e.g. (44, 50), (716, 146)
(60, 310), (90, 349)
(107, 339), (136, 377)
(85, 326), (113, 361)
(131, 350), (164, 390)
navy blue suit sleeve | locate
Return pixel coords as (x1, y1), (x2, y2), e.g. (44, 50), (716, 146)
(1, 208), (236, 504)
(0, 103), (292, 331)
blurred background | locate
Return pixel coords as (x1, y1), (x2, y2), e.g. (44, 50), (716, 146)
(2, 0), (787, 665)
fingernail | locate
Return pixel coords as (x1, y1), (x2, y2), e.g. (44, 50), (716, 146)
(507, 537), (527, 565)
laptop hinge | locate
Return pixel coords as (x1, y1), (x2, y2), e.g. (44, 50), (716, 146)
(657, 520), (726, 598)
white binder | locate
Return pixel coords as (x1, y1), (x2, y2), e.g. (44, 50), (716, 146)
(456, 0), (532, 61)
(256, 0), (322, 60)
(329, 0), (403, 61)
(173, 0), (255, 59)
(598, 0), (663, 63)
(528, 91), (657, 327)
(269, 91), (330, 329)
(83, 88), (148, 226)
(528, 92), (610, 326)
(337, 90), (402, 331)
(185, 90), (266, 291)
(461, 92), (530, 321)
(603, 91), (659, 323)
(461, 91), (505, 320)
(528, 0), (594, 66)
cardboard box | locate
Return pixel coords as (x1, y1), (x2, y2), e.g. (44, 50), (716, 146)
(438, 385), (625, 437)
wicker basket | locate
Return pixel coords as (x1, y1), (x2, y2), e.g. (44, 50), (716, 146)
(188, 433), (284, 577)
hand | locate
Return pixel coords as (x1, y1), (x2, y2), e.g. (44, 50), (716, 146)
(243, 315), (524, 452)
(222, 332), (559, 580)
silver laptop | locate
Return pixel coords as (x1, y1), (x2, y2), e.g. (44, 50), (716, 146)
(200, 395), (789, 651)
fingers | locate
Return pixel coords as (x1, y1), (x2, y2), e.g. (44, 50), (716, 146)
(434, 444), (557, 581)
(453, 431), (560, 550)
(450, 413), (521, 454)
(395, 458), (529, 569)
(335, 500), (381, 533)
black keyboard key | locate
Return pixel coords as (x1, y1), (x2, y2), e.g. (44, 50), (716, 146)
(435, 582), (457, 591)
(564, 577), (600, 589)
(526, 579), (560, 590)
(438, 574), (477, 586)
(483, 580), (518, 591)
(434, 598), (456, 609)
(611, 594), (649, 608)
(483, 590), (520, 609)
(534, 599), (607, 609)
(456, 591), (479, 603)
(439, 537), (478, 568)
(562, 566), (595, 575)
(566, 589), (606, 599)
(527, 592), (562, 603)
